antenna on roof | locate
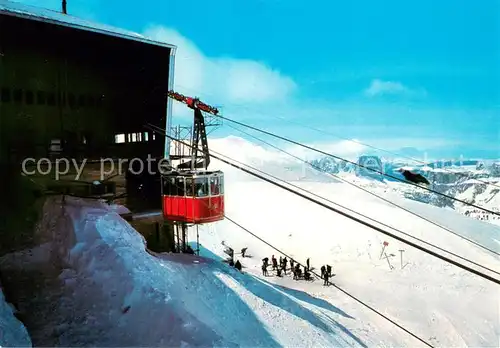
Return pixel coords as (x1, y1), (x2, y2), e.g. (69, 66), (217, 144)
(62, 0), (67, 14)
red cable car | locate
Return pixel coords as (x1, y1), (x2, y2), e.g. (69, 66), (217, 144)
(162, 171), (224, 224)
(161, 91), (224, 225)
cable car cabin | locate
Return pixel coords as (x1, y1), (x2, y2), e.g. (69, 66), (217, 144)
(162, 171), (224, 224)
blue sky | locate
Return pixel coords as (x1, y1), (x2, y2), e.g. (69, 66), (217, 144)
(15, 0), (500, 159)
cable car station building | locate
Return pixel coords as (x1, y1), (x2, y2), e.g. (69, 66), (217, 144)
(0, 0), (176, 211)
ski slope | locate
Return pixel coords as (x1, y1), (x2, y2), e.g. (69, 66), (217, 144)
(192, 179), (500, 347)
(192, 137), (500, 347)
(0, 136), (498, 347)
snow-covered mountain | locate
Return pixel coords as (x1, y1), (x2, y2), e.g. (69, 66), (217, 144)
(208, 136), (500, 224)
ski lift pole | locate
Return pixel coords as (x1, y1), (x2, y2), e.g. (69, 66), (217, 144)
(380, 241), (389, 260)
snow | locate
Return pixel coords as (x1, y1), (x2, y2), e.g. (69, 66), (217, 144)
(192, 177), (499, 347)
(1, 135), (499, 346)
(0, 285), (31, 347)
(0, 196), (370, 346)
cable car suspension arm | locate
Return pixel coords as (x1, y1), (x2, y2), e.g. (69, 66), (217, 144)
(167, 90), (220, 170)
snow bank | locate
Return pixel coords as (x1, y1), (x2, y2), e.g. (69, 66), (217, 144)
(0, 284), (31, 347)
(57, 196), (360, 347)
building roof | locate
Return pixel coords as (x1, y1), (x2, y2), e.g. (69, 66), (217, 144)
(0, 0), (176, 52)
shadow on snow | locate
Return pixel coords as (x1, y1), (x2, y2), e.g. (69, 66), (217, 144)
(190, 242), (367, 347)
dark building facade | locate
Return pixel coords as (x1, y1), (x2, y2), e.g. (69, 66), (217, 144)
(0, 0), (176, 164)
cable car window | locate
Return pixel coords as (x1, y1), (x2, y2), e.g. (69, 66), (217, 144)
(13, 89), (22, 103)
(37, 91), (46, 105)
(176, 177), (185, 196)
(1, 88), (10, 103)
(169, 177), (177, 195)
(25, 90), (34, 105)
(210, 177), (220, 195)
(195, 177), (209, 197)
(185, 178), (194, 197)
(219, 175), (224, 194)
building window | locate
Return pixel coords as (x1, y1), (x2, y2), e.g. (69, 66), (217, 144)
(47, 92), (56, 106)
(1, 87), (10, 103)
(25, 90), (34, 105)
(68, 93), (76, 108)
(96, 94), (104, 108)
(58, 92), (66, 106)
(37, 91), (46, 105)
(13, 89), (22, 103)
(87, 95), (95, 108)
(114, 134), (126, 143)
(78, 94), (86, 108)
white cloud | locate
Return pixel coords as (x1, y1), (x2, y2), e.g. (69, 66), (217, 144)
(284, 139), (368, 162)
(143, 25), (297, 113)
(364, 79), (426, 98)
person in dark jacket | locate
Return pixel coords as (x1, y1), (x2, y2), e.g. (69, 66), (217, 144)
(323, 272), (329, 285)
(304, 269), (311, 281)
(321, 265), (326, 278)
(262, 262), (268, 276)
(272, 255), (278, 270)
(306, 258), (310, 271)
(262, 257), (269, 268)
(235, 260), (242, 271)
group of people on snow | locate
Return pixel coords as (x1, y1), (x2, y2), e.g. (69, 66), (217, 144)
(261, 255), (334, 286)
(222, 243), (335, 285)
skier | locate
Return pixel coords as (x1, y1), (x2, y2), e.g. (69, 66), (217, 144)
(262, 262), (268, 276)
(304, 269), (311, 281)
(320, 265), (326, 278)
(272, 255), (278, 270)
(282, 257), (288, 275)
(306, 258), (310, 271)
(326, 264), (332, 277)
(290, 259), (294, 270)
(323, 270), (329, 286)
(241, 247), (248, 258)
(262, 257), (269, 268)
(293, 264), (301, 280)
(235, 260), (242, 271)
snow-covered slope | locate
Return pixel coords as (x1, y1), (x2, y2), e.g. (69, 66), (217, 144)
(0, 196), (370, 347)
(192, 177), (499, 347)
(0, 285), (31, 347)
